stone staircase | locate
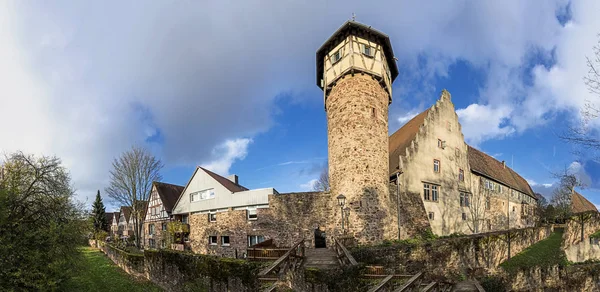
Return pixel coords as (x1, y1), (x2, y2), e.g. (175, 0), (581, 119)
(304, 248), (340, 270)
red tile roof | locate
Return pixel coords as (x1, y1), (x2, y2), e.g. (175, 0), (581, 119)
(467, 146), (534, 197)
(389, 109), (429, 174)
(572, 190), (598, 214)
(200, 167), (248, 193)
(153, 181), (184, 212)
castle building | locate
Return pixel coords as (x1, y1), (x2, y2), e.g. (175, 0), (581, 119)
(152, 20), (538, 257)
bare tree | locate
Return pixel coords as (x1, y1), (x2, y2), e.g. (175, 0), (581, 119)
(550, 169), (580, 223)
(105, 146), (163, 249)
(561, 35), (600, 152)
(312, 164), (330, 192)
(466, 177), (490, 234)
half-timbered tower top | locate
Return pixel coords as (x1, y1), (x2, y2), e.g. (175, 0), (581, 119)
(316, 20), (398, 104)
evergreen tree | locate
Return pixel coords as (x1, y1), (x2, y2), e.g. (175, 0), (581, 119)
(91, 190), (108, 233)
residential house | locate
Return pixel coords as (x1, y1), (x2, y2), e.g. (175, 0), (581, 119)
(110, 211), (120, 238)
(143, 181), (184, 249)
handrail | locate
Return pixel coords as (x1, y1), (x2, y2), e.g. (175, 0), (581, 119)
(393, 272), (423, 292)
(367, 275), (394, 292)
(421, 282), (437, 291)
(258, 239), (304, 277)
(333, 237), (358, 266)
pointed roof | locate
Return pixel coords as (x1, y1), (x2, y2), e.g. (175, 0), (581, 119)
(112, 212), (120, 223)
(120, 206), (132, 222)
(571, 190), (598, 214)
(153, 181), (185, 212)
(199, 167), (248, 193)
(467, 146), (534, 197)
(105, 212), (114, 225)
(389, 109), (429, 174)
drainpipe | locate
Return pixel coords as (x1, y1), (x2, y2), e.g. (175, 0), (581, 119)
(390, 170), (403, 240)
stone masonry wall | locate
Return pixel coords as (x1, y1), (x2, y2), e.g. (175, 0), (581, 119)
(352, 226), (553, 280)
(143, 219), (169, 249)
(563, 212), (600, 247)
(326, 74), (396, 243)
(187, 192), (335, 256)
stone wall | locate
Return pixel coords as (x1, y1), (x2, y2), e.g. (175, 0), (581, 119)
(494, 264), (600, 291)
(143, 219), (169, 249)
(351, 226), (553, 280)
(100, 243), (145, 278)
(563, 212), (600, 247)
(564, 239), (600, 263)
(326, 74), (397, 243)
(188, 192), (335, 256)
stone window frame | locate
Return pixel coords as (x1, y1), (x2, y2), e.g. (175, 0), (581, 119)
(433, 159), (440, 173)
(428, 212), (435, 220)
(149, 238), (155, 248)
(149, 224), (155, 235)
(423, 183), (439, 202)
(221, 236), (231, 247)
(460, 192), (470, 207)
(437, 139), (443, 149)
(459, 169), (464, 182)
(209, 235), (218, 245)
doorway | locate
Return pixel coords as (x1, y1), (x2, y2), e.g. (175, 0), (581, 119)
(314, 227), (326, 248)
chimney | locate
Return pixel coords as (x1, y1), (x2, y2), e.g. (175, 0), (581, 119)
(502, 161), (506, 168)
(227, 174), (239, 184)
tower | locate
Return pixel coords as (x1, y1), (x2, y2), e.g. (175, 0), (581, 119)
(316, 21), (398, 243)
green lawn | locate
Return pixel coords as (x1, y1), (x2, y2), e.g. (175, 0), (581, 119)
(59, 247), (163, 292)
(500, 230), (567, 274)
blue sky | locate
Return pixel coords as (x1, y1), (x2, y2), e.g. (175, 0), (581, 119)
(1, 0), (600, 211)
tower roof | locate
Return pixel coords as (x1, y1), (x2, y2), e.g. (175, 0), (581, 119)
(316, 21), (399, 88)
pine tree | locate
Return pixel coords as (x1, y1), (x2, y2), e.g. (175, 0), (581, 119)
(91, 190), (108, 233)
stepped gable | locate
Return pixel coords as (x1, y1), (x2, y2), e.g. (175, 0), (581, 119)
(388, 109), (429, 175)
(467, 145), (534, 197)
(153, 181), (185, 212)
(571, 190), (598, 214)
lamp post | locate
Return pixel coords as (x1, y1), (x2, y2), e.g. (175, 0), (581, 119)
(337, 194), (346, 234)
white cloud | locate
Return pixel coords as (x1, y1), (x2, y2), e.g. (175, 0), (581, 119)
(397, 109), (422, 125)
(201, 138), (252, 176)
(300, 179), (318, 191)
(456, 104), (515, 145)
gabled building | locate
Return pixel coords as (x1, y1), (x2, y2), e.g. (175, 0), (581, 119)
(104, 212), (114, 233)
(110, 211), (120, 238)
(118, 206), (133, 239)
(143, 181), (185, 249)
(172, 167), (277, 256)
(389, 90), (537, 237)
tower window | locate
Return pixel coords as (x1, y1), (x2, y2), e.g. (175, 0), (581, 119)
(361, 44), (374, 57)
(459, 169), (464, 182)
(428, 212), (435, 220)
(423, 183), (439, 202)
(433, 159), (440, 173)
(331, 49), (342, 64)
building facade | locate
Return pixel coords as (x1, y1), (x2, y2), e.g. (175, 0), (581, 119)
(143, 181), (184, 249)
(389, 90), (537, 237)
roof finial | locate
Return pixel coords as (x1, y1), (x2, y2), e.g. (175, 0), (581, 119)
(351, 12), (356, 22)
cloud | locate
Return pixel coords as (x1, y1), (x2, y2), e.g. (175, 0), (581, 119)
(457, 104), (515, 145)
(2, 0), (598, 204)
(201, 138), (252, 176)
(397, 109), (422, 125)
(300, 179), (318, 191)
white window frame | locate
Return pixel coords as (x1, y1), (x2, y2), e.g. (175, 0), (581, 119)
(221, 236), (230, 246)
(209, 236), (218, 245)
(208, 212), (217, 223)
(247, 208), (258, 221)
(433, 159), (440, 173)
(247, 235), (265, 247)
(361, 44), (374, 57)
(331, 49), (342, 64)
(190, 188), (215, 202)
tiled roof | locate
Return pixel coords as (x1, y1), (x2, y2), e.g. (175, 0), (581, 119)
(105, 212), (114, 225)
(120, 206), (132, 222)
(112, 212), (120, 223)
(572, 190), (598, 214)
(467, 146), (534, 197)
(388, 109), (430, 174)
(154, 181), (184, 212)
(199, 167), (248, 193)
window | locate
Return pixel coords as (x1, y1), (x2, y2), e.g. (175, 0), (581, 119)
(209, 236), (218, 245)
(162, 223), (167, 231)
(247, 235), (265, 247)
(190, 189), (215, 202)
(149, 239), (155, 248)
(423, 184), (438, 202)
(433, 160), (440, 173)
(465, 193), (470, 207)
(428, 212), (435, 220)
(486, 197), (491, 210)
(455, 147), (460, 158)
(149, 224), (155, 235)
(438, 139), (443, 148)
(462, 213), (467, 221)
(161, 240), (166, 249)
(371, 107), (376, 118)
(331, 49), (342, 63)
(460, 192), (465, 207)
(221, 236), (230, 246)
(512, 206), (516, 212)
(487, 219), (492, 230)
(459, 169), (464, 182)
(361, 44), (374, 57)
(182, 215), (189, 224)
(208, 212), (217, 222)
(247, 208), (258, 220)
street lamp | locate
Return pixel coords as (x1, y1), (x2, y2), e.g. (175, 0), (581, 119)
(337, 194), (346, 234)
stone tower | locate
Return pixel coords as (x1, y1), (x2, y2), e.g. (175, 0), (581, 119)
(316, 21), (398, 243)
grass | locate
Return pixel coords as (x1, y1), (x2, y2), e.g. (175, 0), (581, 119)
(500, 230), (567, 274)
(59, 247), (162, 292)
